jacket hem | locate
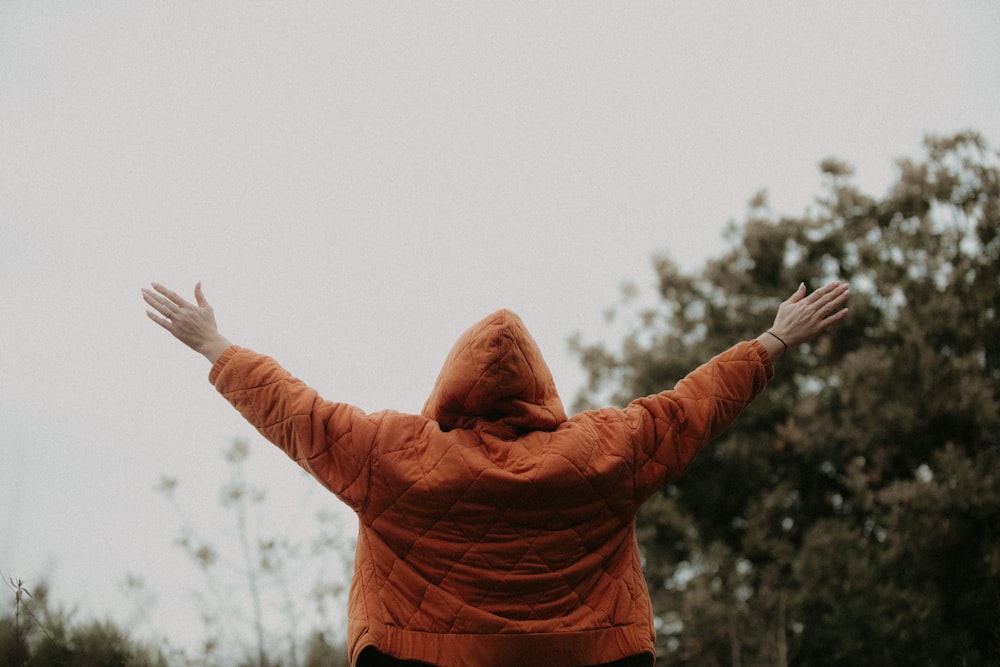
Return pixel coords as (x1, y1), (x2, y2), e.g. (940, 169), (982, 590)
(365, 624), (654, 667)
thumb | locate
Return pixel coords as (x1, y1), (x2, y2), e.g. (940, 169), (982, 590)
(788, 282), (807, 303)
(195, 281), (209, 308)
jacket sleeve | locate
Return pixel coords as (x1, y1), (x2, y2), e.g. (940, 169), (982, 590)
(625, 339), (773, 503)
(208, 345), (377, 511)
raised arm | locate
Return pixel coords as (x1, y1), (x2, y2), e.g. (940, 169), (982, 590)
(142, 281), (376, 507)
(755, 280), (850, 362)
(142, 282), (233, 363)
(629, 280), (850, 498)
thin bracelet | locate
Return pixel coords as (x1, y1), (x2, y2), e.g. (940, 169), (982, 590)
(765, 330), (788, 353)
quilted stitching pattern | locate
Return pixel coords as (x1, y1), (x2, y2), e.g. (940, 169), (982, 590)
(629, 343), (772, 503)
(210, 321), (772, 666)
(215, 346), (376, 511)
(421, 310), (567, 433)
(365, 421), (639, 632)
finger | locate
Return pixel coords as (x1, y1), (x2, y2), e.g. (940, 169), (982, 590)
(803, 281), (840, 303)
(144, 287), (183, 316)
(194, 281), (209, 308)
(152, 282), (191, 308)
(817, 282), (850, 319)
(785, 282), (807, 304)
(829, 284), (850, 305)
(827, 291), (851, 315)
(142, 288), (174, 316)
(807, 282), (849, 312)
(821, 307), (849, 327)
(817, 283), (850, 311)
(829, 306), (849, 321)
(145, 309), (173, 330)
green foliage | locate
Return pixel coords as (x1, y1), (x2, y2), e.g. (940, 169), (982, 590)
(3, 437), (355, 666)
(1, 579), (168, 667)
(573, 131), (1000, 665)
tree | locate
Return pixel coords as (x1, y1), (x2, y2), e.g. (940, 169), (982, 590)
(2, 572), (349, 667)
(572, 131), (1000, 665)
(155, 439), (354, 667)
(1, 578), (168, 667)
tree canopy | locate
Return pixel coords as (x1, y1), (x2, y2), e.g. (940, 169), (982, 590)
(572, 131), (1000, 666)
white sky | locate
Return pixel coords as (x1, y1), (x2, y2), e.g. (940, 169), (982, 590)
(2, 0), (999, 653)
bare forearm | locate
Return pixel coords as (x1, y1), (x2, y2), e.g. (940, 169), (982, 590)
(197, 335), (233, 364)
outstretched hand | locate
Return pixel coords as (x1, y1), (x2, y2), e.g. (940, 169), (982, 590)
(755, 281), (849, 362)
(142, 282), (232, 363)
(769, 281), (850, 348)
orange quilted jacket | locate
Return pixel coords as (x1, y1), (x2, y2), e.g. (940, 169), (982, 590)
(209, 309), (773, 666)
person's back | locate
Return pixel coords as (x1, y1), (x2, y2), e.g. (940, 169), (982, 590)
(143, 281), (849, 666)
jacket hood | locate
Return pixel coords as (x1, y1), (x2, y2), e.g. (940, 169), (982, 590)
(421, 309), (567, 433)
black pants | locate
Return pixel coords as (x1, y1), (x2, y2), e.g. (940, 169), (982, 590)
(358, 647), (651, 667)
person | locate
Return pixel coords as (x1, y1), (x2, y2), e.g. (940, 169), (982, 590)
(142, 280), (849, 667)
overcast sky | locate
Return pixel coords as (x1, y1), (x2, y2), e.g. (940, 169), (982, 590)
(2, 0), (999, 653)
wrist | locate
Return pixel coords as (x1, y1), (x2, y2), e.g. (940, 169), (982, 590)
(764, 330), (788, 353)
(197, 336), (233, 364)
(756, 331), (786, 363)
